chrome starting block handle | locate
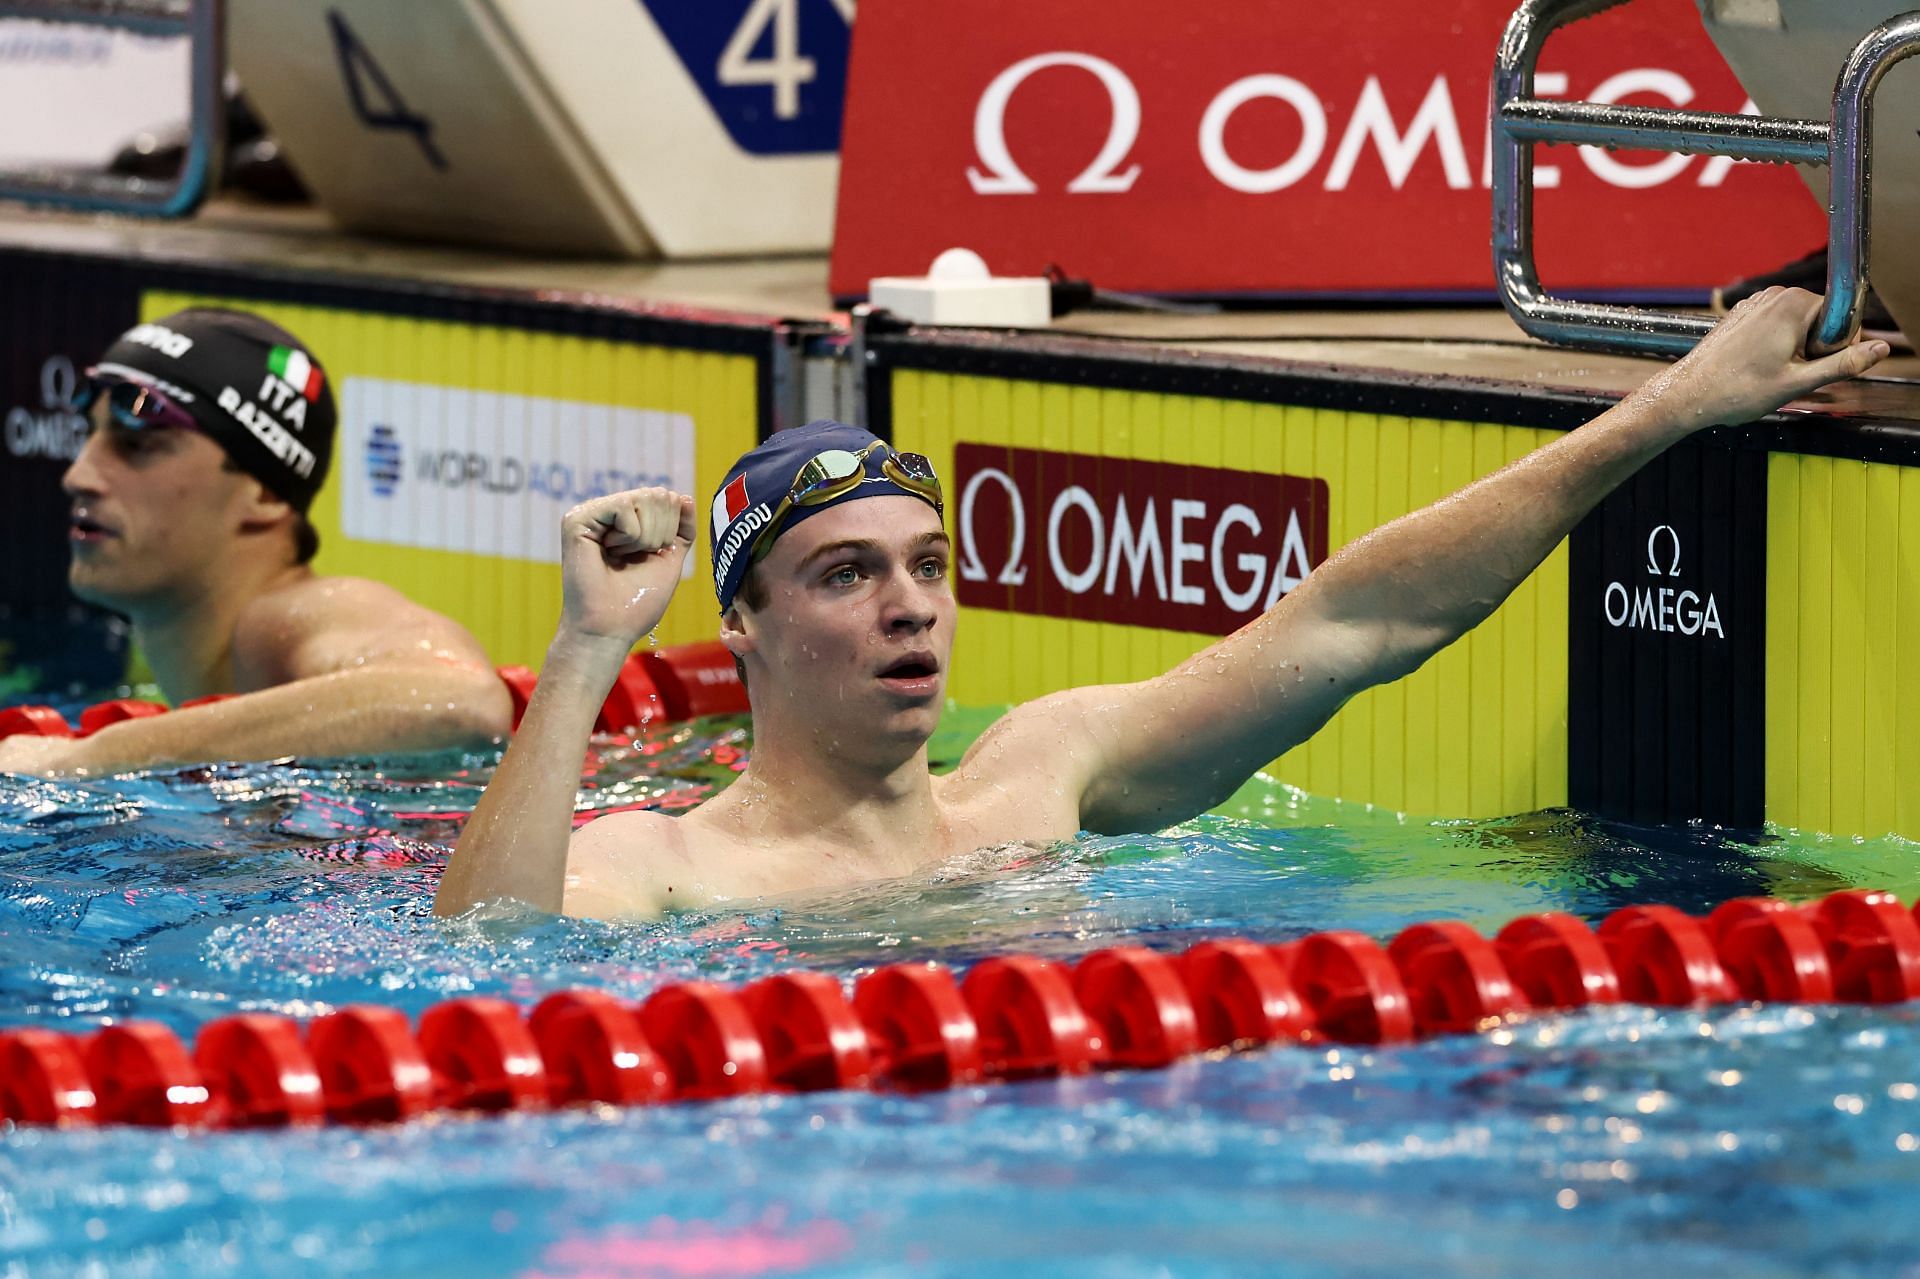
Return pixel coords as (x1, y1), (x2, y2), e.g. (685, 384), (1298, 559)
(0, 0), (224, 217)
(1492, 0), (1920, 358)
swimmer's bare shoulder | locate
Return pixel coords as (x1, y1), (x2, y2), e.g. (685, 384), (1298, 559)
(562, 801), (793, 918)
(232, 573), (498, 688)
(561, 808), (696, 919)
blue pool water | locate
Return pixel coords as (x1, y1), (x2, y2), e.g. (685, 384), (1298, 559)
(3, 707), (1920, 1278)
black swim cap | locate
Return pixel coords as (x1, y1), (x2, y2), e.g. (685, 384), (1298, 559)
(90, 308), (337, 514)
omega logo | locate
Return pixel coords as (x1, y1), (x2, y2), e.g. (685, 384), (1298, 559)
(957, 467), (1030, 583)
(951, 444), (1327, 636)
(1603, 523), (1724, 639)
(967, 54), (1754, 197)
(1644, 523), (1681, 577)
(968, 52), (1143, 195)
(4, 354), (89, 462)
(957, 464), (1312, 609)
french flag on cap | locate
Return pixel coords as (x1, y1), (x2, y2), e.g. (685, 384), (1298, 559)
(712, 474), (750, 539)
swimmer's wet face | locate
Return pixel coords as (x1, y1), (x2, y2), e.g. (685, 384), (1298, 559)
(729, 495), (955, 759)
(61, 395), (280, 611)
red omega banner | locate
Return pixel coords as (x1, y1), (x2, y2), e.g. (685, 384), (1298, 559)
(831, 0), (1826, 299)
(953, 444), (1329, 635)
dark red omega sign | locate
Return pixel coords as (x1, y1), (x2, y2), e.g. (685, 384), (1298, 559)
(950, 443), (1329, 636)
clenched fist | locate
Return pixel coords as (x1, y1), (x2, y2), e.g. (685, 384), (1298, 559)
(559, 487), (698, 650)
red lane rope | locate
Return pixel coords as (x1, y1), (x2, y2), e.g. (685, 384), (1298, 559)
(0, 642), (754, 743)
(6, 889), (1919, 1130)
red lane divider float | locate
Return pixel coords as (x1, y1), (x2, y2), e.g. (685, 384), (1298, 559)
(743, 972), (875, 1092)
(88, 1022), (213, 1127)
(963, 956), (1100, 1079)
(11, 888), (1920, 1130)
(1286, 931), (1416, 1044)
(496, 665), (540, 732)
(1389, 921), (1529, 1035)
(638, 981), (770, 1100)
(194, 1014), (325, 1128)
(591, 643), (751, 735)
(636, 645), (750, 722)
(1600, 904), (1742, 1006)
(529, 990), (671, 1106)
(419, 998), (549, 1113)
(308, 1006), (437, 1124)
(1179, 939), (1310, 1050)
(1807, 890), (1920, 1003)
(1074, 947), (1200, 1069)
(1707, 898), (1834, 1004)
(1494, 912), (1622, 1009)
(0, 706), (75, 739)
(77, 698), (169, 736)
(0, 1028), (95, 1125)
(851, 963), (982, 1090)
(595, 656), (667, 735)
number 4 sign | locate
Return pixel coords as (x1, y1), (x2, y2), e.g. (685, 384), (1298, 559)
(229, 0), (845, 255)
(642, 0), (853, 155)
(328, 12), (447, 172)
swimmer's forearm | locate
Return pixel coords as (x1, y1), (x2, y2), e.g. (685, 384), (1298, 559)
(55, 665), (508, 774)
(1099, 393), (1689, 817)
(1294, 389), (1690, 675)
(435, 636), (624, 916)
(1290, 290), (1887, 679)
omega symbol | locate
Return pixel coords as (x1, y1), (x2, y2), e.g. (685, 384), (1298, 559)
(967, 52), (1143, 196)
(40, 354), (77, 411)
(1645, 524), (1682, 577)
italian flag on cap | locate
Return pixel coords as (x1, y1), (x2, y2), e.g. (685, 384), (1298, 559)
(269, 345), (324, 402)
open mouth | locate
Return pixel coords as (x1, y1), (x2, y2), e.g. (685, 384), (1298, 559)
(68, 512), (117, 542)
(876, 654), (941, 693)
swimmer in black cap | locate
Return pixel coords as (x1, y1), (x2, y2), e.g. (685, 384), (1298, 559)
(0, 308), (510, 775)
(437, 288), (1885, 919)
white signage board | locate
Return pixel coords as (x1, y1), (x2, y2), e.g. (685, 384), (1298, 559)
(340, 377), (697, 568)
(229, 0), (848, 256)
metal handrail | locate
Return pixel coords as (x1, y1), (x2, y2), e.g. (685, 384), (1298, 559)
(0, 0), (223, 217)
(1491, 0), (1920, 358)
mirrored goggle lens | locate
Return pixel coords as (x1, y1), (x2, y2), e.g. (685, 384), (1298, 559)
(79, 378), (198, 432)
(885, 451), (943, 502)
(790, 448), (866, 504)
(109, 383), (197, 431)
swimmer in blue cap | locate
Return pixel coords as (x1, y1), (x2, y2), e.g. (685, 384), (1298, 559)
(438, 289), (1888, 919)
(0, 308), (510, 776)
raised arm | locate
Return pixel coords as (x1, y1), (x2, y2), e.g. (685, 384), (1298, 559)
(0, 579), (511, 776)
(434, 487), (696, 917)
(1011, 288), (1888, 832)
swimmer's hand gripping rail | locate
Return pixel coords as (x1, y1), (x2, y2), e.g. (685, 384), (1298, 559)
(0, 0), (223, 217)
(1492, 0), (1920, 357)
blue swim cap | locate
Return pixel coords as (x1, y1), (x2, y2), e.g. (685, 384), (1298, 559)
(709, 420), (941, 613)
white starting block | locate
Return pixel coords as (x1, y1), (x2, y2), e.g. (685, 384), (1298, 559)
(1699, 0), (1920, 340)
(228, 0), (851, 256)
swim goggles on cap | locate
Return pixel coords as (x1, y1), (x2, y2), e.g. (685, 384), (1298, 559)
(748, 440), (943, 565)
(72, 368), (200, 434)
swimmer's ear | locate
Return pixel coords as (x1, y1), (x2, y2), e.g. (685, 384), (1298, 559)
(718, 604), (756, 659)
(234, 478), (293, 533)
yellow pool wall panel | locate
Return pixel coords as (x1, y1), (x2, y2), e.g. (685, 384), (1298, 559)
(1766, 453), (1920, 838)
(141, 291), (758, 668)
(891, 368), (1571, 821)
